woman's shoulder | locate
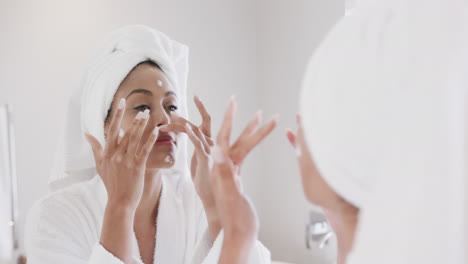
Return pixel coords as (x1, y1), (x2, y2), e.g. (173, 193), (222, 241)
(27, 176), (106, 225)
(24, 177), (106, 255)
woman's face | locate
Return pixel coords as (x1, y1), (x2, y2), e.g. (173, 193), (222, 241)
(291, 116), (347, 211)
(295, 129), (358, 215)
(105, 63), (179, 169)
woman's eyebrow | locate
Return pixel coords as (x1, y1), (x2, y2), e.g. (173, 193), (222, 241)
(165, 91), (177, 98)
(126, 89), (177, 99)
(126, 89), (153, 99)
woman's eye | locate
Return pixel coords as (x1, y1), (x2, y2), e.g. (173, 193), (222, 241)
(134, 105), (150, 111)
(167, 105), (178, 112)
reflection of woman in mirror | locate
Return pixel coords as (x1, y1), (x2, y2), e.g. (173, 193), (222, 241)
(24, 25), (271, 264)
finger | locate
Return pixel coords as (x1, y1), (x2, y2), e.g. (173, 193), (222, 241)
(230, 110), (262, 153)
(127, 109), (150, 155)
(285, 128), (297, 148)
(231, 115), (278, 165)
(159, 123), (187, 134)
(137, 126), (159, 164)
(238, 110), (262, 139)
(216, 96), (237, 148)
(194, 96), (212, 137)
(205, 136), (214, 147)
(171, 114), (214, 148)
(185, 123), (208, 156)
(171, 114), (199, 131)
(85, 133), (104, 163)
(247, 115), (278, 147)
(118, 110), (146, 154)
(296, 113), (306, 145)
(286, 128), (302, 157)
(296, 113), (302, 126)
(191, 125), (211, 154)
(106, 98), (126, 152)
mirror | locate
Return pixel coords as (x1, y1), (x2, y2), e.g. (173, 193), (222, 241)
(0, 1), (345, 263)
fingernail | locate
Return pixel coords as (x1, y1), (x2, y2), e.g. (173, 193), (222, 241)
(194, 95), (200, 102)
(119, 129), (124, 138)
(136, 111), (144, 120)
(152, 126), (159, 136)
(211, 145), (226, 164)
(118, 98), (125, 110)
(143, 109), (150, 119)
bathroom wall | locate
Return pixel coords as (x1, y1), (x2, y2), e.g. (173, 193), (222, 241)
(255, 1), (343, 263)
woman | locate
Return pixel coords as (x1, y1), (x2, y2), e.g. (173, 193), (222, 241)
(24, 25), (272, 264)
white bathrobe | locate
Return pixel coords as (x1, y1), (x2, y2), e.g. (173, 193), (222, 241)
(25, 174), (270, 264)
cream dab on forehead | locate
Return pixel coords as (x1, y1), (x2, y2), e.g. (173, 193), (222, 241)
(157, 80), (163, 87)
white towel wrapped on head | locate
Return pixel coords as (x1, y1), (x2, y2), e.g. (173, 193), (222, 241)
(49, 25), (189, 190)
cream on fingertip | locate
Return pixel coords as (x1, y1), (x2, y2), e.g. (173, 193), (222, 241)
(152, 126), (159, 136)
(136, 111), (144, 120)
(142, 109), (150, 119)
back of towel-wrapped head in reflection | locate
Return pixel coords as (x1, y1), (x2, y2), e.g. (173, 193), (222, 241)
(49, 25), (189, 190)
(299, 0), (468, 263)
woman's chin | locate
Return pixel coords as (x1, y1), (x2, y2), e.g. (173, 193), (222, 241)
(146, 151), (176, 169)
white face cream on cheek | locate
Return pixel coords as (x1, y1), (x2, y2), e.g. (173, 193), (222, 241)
(164, 155), (173, 164)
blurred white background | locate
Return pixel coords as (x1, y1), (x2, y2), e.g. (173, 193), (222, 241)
(0, 0), (343, 263)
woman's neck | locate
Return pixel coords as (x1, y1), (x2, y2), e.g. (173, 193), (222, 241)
(134, 169), (163, 225)
(324, 202), (359, 264)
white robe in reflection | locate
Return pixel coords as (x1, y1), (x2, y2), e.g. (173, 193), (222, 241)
(24, 175), (270, 264)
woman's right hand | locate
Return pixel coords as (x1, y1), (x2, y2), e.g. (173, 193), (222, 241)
(85, 98), (159, 211)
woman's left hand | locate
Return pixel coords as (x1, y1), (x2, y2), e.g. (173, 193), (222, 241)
(169, 96), (216, 206)
(163, 96), (221, 241)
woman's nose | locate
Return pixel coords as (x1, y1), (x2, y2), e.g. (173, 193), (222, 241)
(150, 108), (170, 127)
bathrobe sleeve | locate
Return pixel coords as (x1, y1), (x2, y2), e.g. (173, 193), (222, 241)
(189, 190), (271, 264)
(24, 194), (142, 264)
(195, 230), (271, 264)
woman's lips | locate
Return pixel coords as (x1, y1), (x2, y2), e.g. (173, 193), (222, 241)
(155, 139), (174, 146)
(155, 133), (175, 146)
